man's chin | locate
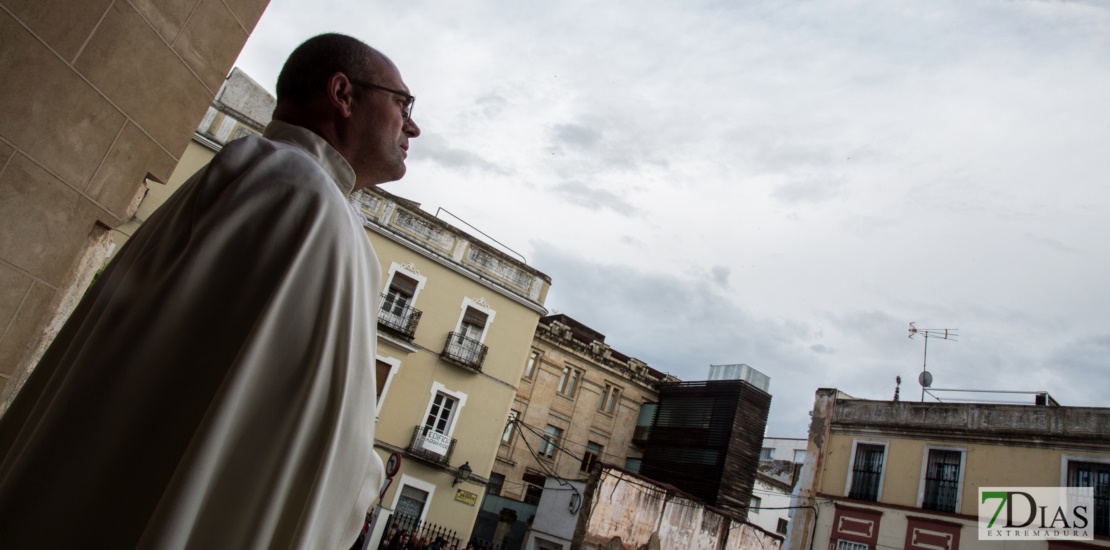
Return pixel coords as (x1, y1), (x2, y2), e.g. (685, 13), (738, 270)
(357, 165), (407, 190)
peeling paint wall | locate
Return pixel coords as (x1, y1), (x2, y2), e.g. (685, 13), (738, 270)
(577, 467), (782, 550)
(785, 388), (838, 550)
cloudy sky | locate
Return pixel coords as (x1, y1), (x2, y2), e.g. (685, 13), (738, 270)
(235, 0), (1110, 436)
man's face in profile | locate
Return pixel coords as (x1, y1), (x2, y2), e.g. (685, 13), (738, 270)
(350, 54), (420, 189)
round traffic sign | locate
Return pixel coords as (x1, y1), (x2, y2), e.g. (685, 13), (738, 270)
(385, 452), (402, 478)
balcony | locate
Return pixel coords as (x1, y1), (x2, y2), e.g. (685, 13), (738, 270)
(440, 332), (487, 373)
(378, 295), (422, 341)
(406, 425), (456, 466)
(632, 425), (652, 445)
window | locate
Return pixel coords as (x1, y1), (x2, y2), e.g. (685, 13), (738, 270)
(624, 457), (642, 473)
(776, 518), (788, 535)
(835, 541), (869, 550)
(486, 473), (504, 496)
(921, 448), (962, 513)
(794, 449), (807, 463)
(581, 441), (602, 473)
(375, 359), (392, 400)
(446, 305), (490, 367)
(760, 448), (774, 460)
(383, 272), (418, 316)
(536, 539), (564, 550)
(749, 495), (761, 513)
(523, 473), (546, 505)
(379, 271), (423, 338)
(556, 366), (581, 397)
(502, 410), (519, 445)
(374, 356), (401, 413)
(523, 350), (540, 379)
(459, 306), (488, 341)
(423, 392), (457, 436)
(395, 484), (429, 520)
(633, 403), (656, 441)
(540, 425), (563, 459)
(1067, 460), (1110, 536)
(848, 443), (885, 501)
(598, 383), (621, 414)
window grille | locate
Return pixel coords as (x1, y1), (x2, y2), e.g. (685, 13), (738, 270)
(835, 540), (869, 550)
(848, 444), (884, 501)
(922, 449), (961, 513)
(1068, 460), (1110, 536)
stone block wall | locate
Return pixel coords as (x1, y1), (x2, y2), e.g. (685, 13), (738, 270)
(0, 0), (269, 406)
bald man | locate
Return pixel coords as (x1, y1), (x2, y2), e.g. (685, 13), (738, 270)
(0, 34), (419, 548)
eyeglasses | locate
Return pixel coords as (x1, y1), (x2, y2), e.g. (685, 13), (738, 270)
(349, 78), (415, 121)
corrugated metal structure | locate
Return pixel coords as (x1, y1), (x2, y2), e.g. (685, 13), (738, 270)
(639, 379), (772, 519)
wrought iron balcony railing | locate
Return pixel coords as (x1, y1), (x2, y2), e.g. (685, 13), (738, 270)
(406, 425), (456, 466)
(378, 295), (422, 340)
(440, 332), (487, 372)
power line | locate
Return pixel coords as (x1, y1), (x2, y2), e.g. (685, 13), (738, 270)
(512, 420), (583, 513)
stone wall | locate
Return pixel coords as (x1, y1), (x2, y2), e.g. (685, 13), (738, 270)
(0, 0), (269, 406)
(573, 467), (782, 550)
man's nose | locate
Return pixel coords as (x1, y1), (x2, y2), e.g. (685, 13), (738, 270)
(404, 117), (421, 137)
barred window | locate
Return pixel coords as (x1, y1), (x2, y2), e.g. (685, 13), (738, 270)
(848, 444), (885, 501)
(1068, 460), (1110, 536)
(922, 449), (962, 513)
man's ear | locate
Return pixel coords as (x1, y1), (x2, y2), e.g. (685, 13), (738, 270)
(326, 72), (356, 118)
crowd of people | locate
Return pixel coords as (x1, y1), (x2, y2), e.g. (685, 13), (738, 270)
(375, 523), (478, 550)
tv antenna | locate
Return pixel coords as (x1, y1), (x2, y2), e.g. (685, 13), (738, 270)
(908, 323), (957, 402)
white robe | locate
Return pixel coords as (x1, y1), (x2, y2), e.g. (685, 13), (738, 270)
(0, 121), (383, 549)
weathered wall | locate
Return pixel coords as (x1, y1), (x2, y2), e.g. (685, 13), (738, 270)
(785, 388), (838, 550)
(0, 0), (270, 407)
(575, 467), (782, 550)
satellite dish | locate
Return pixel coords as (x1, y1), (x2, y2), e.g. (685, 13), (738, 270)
(919, 371), (933, 388)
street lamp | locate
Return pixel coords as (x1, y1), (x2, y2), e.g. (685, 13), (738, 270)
(453, 461), (472, 487)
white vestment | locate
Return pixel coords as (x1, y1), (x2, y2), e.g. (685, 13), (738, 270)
(0, 121), (383, 549)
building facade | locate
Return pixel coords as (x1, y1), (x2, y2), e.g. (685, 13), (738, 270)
(789, 389), (1110, 550)
(477, 314), (675, 546)
(362, 186), (552, 545)
(639, 375), (773, 520)
(0, 0), (269, 407)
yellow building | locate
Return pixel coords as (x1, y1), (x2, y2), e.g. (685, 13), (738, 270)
(98, 69), (553, 546)
(359, 185), (551, 545)
(789, 389), (1110, 550)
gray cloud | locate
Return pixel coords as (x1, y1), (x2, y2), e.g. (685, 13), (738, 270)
(475, 94), (508, 118)
(1024, 232), (1078, 254)
(709, 265), (730, 288)
(415, 135), (509, 175)
(551, 123), (602, 149)
(550, 180), (637, 216)
(773, 177), (846, 204)
(532, 243), (833, 436)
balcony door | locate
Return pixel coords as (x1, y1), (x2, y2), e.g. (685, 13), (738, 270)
(381, 273), (418, 326)
(424, 392), (457, 436)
